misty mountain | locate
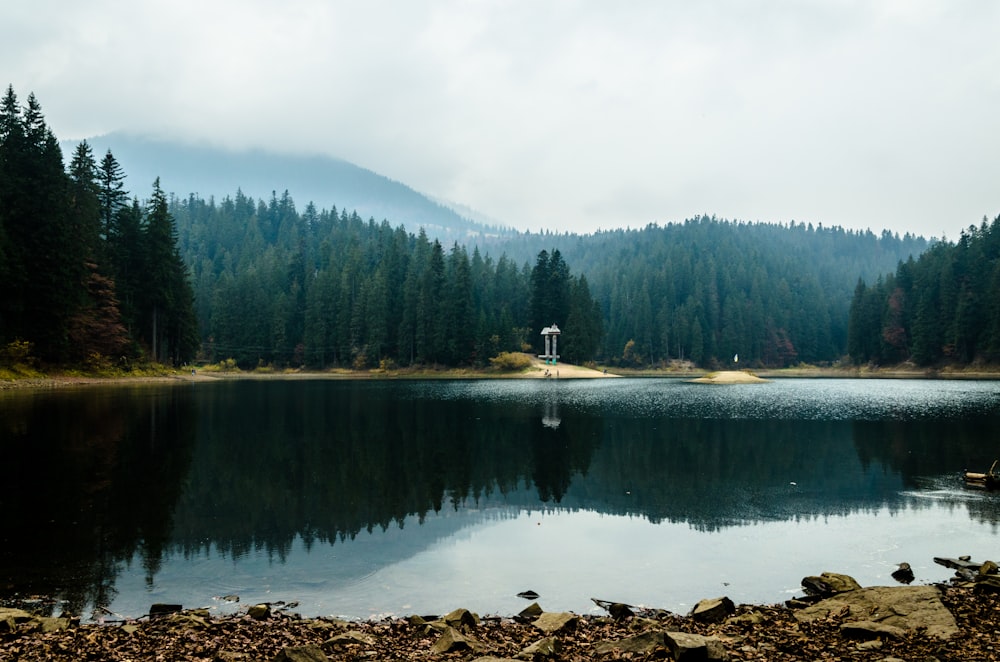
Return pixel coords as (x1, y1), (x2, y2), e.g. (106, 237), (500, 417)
(61, 133), (503, 242)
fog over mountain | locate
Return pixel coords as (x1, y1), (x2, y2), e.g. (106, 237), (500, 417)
(63, 134), (503, 240)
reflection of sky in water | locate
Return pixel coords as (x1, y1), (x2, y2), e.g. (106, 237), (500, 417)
(15, 376), (995, 623)
(109, 487), (1000, 622)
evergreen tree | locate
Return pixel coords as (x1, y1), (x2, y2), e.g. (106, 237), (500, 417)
(112, 199), (146, 338)
(0, 88), (78, 361)
(141, 179), (198, 363)
(530, 249), (551, 336)
(444, 243), (474, 364)
(562, 274), (602, 363)
(98, 150), (128, 251)
(530, 248), (571, 346)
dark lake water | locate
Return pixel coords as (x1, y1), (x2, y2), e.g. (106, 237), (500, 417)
(3, 377), (1000, 622)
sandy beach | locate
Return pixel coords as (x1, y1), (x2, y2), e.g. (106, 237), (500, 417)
(689, 370), (769, 384)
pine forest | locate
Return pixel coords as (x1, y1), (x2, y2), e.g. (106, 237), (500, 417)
(2, 86), (997, 374)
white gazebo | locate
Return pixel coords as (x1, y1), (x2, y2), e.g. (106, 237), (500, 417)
(539, 324), (561, 365)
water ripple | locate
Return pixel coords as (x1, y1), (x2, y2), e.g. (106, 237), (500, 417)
(416, 378), (1000, 421)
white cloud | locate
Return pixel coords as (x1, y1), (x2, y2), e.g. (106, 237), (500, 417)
(2, 0), (998, 238)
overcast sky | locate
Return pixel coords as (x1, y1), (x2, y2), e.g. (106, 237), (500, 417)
(3, 1), (998, 239)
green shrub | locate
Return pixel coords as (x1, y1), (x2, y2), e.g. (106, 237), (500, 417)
(489, 352), (533, 371)
(1, 339), (35, 367)
(201, 358), (239, 372)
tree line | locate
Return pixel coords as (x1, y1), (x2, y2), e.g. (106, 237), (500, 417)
(0, 86), (197, 366)
(479, 218), (927, 367)
(173, 191), (926, 369)
(173, 189), (601, 368)
(848, 215), (1000, 366)
(2, 85), (964, 372)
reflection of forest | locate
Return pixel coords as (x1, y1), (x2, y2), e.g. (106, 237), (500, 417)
(168, 380), (598, 559)
(0, 386), (195, 615)
(3, 380), (1000, 615)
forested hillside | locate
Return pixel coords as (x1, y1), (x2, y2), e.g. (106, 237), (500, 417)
(171, 189), (926, 369)
(479, 221), (927, 366)
(849, 215), (1000, 367)
(171, 191), (600, 369)
(1, 86), (940, 372)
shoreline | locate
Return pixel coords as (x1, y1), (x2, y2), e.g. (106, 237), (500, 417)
(5, 361), (1000, 391)
(1, 581), (996, 660)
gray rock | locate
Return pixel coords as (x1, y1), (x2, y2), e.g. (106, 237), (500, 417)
(518, 636), (561, 659)
(0, 607), (32, 634)
(594, 630), (664, 656)
(149, 603), (183, 618)
(214, 651), (251, 661)
(430, 625), (482, 654)
(324, 630), (375, 647)
(665, 631), (729, 661)
(801, 572), (862, 596)
(517, 602), (543, 621)
(793, 585), (958, 639)
(532, 611), (578, 634)
(443, 607), (479, 629)
(248, 603), (271, 620)
(271, 645), (328, 662)
(891, 562), (914, 584)
(167, 612), (210, 629)
(975, 574), (1000, 593)
(726, 610), (766, 625)
(840, 619), (907, 640)
(0, 609), (71, 635)
(690, 596), (735, 623)
(855, 638), (884, 651)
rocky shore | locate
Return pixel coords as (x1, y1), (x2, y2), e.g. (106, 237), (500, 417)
(4, 563), (1000, 661)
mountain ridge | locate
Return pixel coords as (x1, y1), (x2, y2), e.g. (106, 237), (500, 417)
(61, 133), (505, 241)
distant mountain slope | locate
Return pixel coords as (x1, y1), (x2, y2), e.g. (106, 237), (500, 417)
(62, 133), (500, 239)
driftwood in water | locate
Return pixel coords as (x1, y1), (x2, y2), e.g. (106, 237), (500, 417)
(965, 460), (1000, 488)
(591, 597), (636, 620)
(935, 556), (1000, 588)
(934, 557), (982, 572)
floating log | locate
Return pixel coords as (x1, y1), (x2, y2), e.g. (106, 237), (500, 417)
(964, 460), (1000, 489)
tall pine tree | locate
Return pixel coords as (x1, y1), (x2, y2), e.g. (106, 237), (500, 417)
(141, 178), (198, 364)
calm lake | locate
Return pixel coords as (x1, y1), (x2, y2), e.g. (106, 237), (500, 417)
(2, 377), (1000, 622)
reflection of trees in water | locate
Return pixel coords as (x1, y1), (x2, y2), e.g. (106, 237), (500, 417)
(168, 381), (600, 560)
(964, 496), (1000, 529)
(853, 417), (1000, 485)
(565, 417), (912, 531)
(850, 415), (1000, 527)
(6, 381), (998, 615)
(0, 387), (195, 615)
